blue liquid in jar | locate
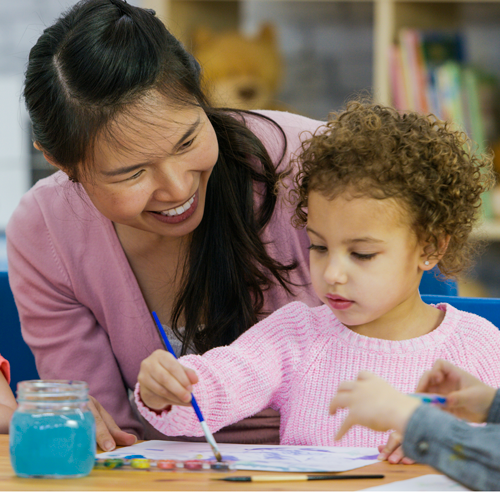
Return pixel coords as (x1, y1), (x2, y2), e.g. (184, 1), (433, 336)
(10, 410), (95, 478)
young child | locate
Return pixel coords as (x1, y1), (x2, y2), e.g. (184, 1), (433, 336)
(0, 354), (17, 433)
(330, 359), (500, 491)
(134, 101), (500, 448)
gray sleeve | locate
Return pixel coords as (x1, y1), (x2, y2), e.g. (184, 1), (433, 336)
(402, 404), (500, 491)
(486, 389), (500, 424)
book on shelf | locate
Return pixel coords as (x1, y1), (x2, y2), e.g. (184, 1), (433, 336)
(389, 28), (497, 218)
(390, 29), (497, 147)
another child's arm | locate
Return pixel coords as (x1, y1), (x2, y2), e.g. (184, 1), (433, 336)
(330, 366), (500, 491)
(378, 356), (499, 462)
(417, 358), (497, 422)
(0, 372), (17, 434)
(376, 358), (499, 463)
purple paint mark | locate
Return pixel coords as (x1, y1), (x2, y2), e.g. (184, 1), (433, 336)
(352, 454), (379, 460)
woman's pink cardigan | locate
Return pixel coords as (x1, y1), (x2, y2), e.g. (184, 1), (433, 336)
(6, 110), (323, 441)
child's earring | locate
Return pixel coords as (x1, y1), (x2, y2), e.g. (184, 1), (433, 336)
(424, 260), (430, 266)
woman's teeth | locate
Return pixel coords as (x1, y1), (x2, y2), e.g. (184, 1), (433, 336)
(160, 194), (195, 217)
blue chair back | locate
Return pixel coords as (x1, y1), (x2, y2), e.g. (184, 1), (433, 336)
(421, 294), (500, 329)
(419, 269), (458, 296)
(0, 271), (39, 392)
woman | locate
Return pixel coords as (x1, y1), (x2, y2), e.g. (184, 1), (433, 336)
(6, 0), (322, 450)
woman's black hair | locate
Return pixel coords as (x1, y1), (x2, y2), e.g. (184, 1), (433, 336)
(24, 0), (297, 354)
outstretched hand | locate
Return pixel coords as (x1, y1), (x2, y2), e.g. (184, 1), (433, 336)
(329, 371), (421, 441)
(416, 359), (496, 423)
(88, 395), (137, 452)
(138, 349), (199, 411)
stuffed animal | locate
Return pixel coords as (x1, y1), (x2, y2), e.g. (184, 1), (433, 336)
(192, 23), (285, 111)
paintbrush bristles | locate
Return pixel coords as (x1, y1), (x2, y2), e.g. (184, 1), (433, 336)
(200, 418), (223, 462)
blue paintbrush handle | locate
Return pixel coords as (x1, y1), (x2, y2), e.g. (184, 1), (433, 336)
(151, 311), (204, 422)
(152, 311), (177, 357)
(189, 396), (205, 422)
(150, 312), (222, 461)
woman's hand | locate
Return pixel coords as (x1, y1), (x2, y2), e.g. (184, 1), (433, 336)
(416, 359), (496, 423)
(137, 350), (199, 411)
(88, 395), (138, 452)
(329, 371), (421, 440)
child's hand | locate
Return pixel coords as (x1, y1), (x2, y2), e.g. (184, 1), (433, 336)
(329, 371), (421, 440)
(377, 432), (415, 464)
(416, 359), (497, 423)
(138, 350), (199, 411)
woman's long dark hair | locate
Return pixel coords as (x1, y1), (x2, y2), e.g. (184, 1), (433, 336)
(24, 0), (297, 354)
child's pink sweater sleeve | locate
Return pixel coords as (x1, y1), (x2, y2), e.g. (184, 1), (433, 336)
(134, 302), (311, 437)
(0, 354), (10, 385)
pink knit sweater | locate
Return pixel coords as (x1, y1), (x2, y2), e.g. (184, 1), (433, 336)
(136, 301), (500, 448)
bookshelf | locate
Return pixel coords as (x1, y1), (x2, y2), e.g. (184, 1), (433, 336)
(145, 1), (500, 105)
(144, 0), (500, 239)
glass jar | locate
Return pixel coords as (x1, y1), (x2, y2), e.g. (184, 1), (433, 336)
(9, 380), (96, 478)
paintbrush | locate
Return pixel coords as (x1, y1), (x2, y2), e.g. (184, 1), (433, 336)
(151, 311), (223, 462)
(216, 473), (385, 482)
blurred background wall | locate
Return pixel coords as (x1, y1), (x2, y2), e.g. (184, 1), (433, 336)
(2, 0), (500, 295)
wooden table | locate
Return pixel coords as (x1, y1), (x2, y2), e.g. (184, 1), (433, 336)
(0, 435), (441, 491)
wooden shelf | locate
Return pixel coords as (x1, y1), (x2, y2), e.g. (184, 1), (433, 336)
(472, 218), (500, 241)
(144, 0), (500, 106)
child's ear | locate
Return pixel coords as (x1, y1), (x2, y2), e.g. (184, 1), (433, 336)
(419, 234), (451, 270)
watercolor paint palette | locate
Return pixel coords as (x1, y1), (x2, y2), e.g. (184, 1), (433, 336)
(94, 456), (236, 472)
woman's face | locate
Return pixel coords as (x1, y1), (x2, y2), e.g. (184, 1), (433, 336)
(79, 99), (219, 242)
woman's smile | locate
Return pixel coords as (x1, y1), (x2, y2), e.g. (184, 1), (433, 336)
(149, 191), (199, 225)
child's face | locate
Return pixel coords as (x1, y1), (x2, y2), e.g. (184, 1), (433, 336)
(307, 191), (427, 335)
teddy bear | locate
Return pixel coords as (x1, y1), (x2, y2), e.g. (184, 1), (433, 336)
(192, 23), (285, 111)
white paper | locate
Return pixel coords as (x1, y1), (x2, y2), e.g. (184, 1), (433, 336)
(98, 440), (380, 472)
(363, 474), (470, 491)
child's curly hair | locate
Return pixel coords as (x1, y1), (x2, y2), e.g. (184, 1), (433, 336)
(292, 100), (495, 278)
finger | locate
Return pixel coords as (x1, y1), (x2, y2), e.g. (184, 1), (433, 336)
(415, 370), (432, 393)
(335, 415), (353, 441)
(151, 368), (193, 403)
(185, 367), (199, 386)
(336, 380), (356, 393)
(445, 390), (466, 410)
(141, 377), (192, 407)
(357, 371), (376, 381)
(387, 446), (405, 464)
(377, 432), (401, 460)
(401, 456), (416, 465)
(429, 359), (453, 384)
(94, 398), (138, 446)
(138, 362), (193, 403)
(159, 354), (195, 390)
(139, 370), (192, 406)
(329, 393), (350, 415)
(89, 397), (117, 452)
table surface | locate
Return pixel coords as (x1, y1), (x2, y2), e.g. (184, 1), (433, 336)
(0, 435), (442, 491)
